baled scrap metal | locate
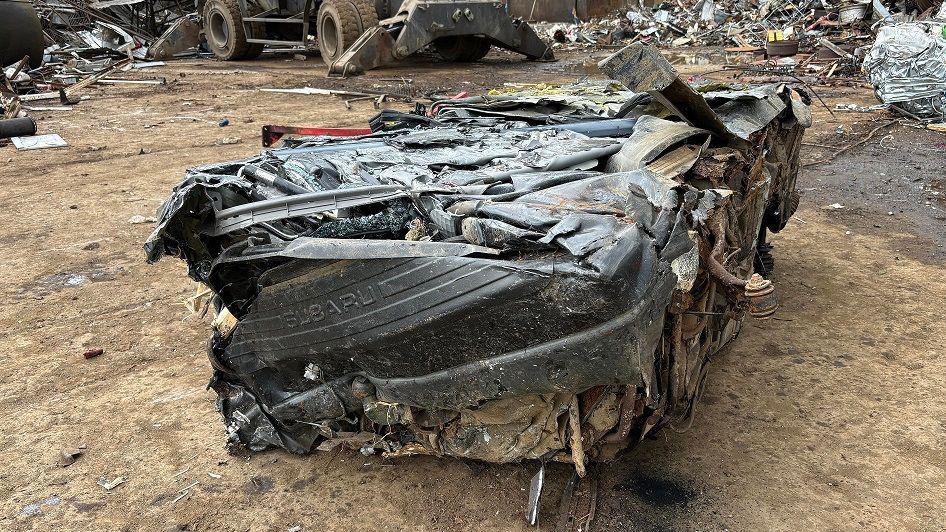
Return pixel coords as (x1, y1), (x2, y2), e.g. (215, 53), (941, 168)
(146, 45), (809, 467)
(863, 21), (946, 117)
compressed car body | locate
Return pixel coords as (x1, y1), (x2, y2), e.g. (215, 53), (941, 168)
(147, 44), (809, 469)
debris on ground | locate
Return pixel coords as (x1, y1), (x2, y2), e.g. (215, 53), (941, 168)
(0, 0), (192, 147)
(58, 448), (84, 467)
(19, 496), (61, 517)
(97, 475), (127, 490)
(172, 480), (199, 503)
(82, 347), (104, 359)
(259, 86), (416, 109)
(10, 134), (68, 150)
(145, 44), (809, 484)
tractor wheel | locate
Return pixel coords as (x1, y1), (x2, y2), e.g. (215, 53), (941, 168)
(243, 42), (265, 60)
(203, 0), (258, 60)
(352, 0), (379, 30)
(318, 0), (377, 66)
(242, 9), (266, 60)
(433, 36), (491, 62)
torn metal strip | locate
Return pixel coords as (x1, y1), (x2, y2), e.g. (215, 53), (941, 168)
(211, 185), (408, 236)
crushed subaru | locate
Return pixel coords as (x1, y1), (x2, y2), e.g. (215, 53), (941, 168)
(146, 44), (809, 476)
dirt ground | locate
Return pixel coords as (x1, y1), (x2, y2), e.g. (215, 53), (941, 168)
(1, 48), (944, 531)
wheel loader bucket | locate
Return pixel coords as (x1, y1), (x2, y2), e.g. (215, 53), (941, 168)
(327, 0), (554, 77)
(328, 27), (399, 77)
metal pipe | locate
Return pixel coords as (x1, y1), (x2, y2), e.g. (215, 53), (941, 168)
(525, 118), (638, 137)
(703, 216), (748, 290)
(0, 117), (37, 139)
(243, 163), (310, 195)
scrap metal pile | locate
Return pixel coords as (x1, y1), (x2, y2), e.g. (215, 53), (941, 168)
(543, 0), (946, 98)
(543, 0), (927, 48)
(32, 0), (198, 59)
(146, 44), (809, 469)
(0, 0), (194, 147)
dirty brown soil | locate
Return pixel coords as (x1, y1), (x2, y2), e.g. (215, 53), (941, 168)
(1, 48), (944, 531)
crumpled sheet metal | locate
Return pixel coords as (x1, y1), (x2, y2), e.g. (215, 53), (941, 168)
(864, 22), (946, 117)
(606, 115), (708, 172)
(147, 47), (809, 463)
(200, 171), (686, 458)
(431, 394), (571, 463)
(598, 43), (810, 142)
(431, 79), (649, 125)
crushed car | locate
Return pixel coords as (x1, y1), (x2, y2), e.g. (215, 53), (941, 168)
(146, 44), (809, 474)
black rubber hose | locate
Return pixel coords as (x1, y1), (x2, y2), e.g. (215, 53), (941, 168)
(0, 117), (37, 139)
(242, 164), (311, 195)
(0, 0), (46, 68)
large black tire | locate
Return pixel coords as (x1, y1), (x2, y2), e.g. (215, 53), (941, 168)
(243, 10), (266, 60)
(352, 0), (379, 29)
(203, 0), (261, 60)
(243, 43), (265, 60)
(434, 36), (491, 62)
(0, 0), (45, 68)
(317, 0), (378, 66)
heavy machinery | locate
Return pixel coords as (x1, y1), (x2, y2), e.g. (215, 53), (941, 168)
(197, 0), (553, 75)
